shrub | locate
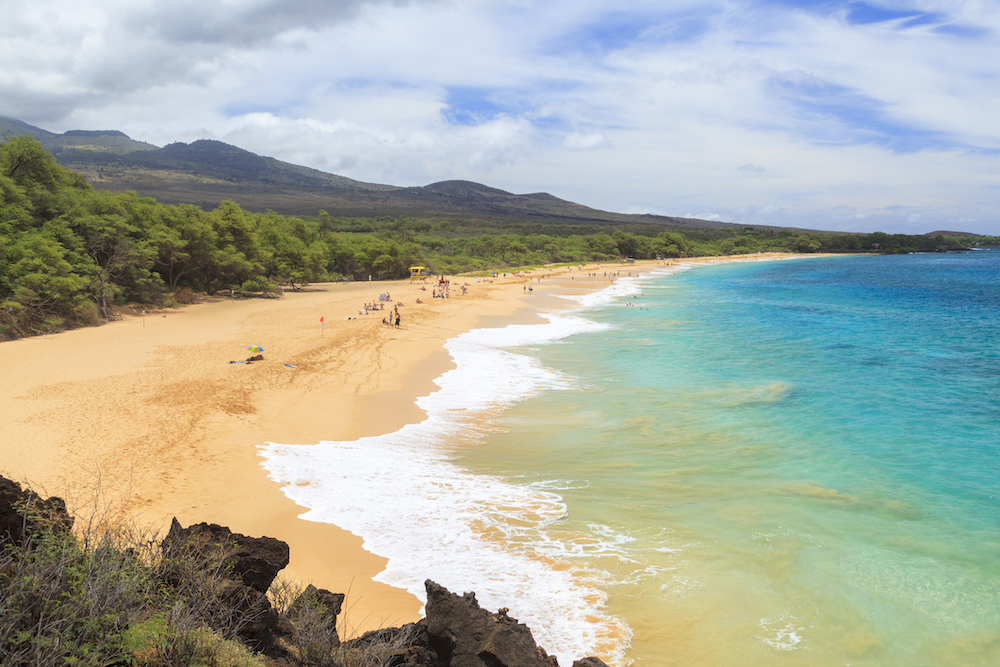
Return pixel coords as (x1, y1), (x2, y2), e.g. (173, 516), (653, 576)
(0, 481), (420, 667)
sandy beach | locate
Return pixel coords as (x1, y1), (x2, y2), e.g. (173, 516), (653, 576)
(0, 262), (621, 634)
(0, 254), (807, 639)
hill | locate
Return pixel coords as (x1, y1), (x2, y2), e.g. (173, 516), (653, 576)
(0, 116), (158, 155)
(2, 117), (737, 230)
(925, 230), (983, 237)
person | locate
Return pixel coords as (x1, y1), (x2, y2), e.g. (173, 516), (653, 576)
(395, 313), (401, 328)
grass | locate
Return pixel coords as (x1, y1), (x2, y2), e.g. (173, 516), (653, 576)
(0, 482), (421, 667)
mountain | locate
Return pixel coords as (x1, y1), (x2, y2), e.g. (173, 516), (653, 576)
(1, 116), (158, 155)
(924, 230), (983, 237)
(2, 118), (735, 230)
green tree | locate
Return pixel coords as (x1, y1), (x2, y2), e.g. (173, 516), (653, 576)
(793, 235), (822, 253)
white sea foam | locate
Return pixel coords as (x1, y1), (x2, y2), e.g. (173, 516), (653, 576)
(758, 613), (806, 651)
(259, 286), (640, 665)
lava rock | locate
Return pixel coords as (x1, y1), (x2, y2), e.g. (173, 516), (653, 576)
(0, 475), (73, 546)
(424, 580), (557, 667)
(165, 518), (290, 593)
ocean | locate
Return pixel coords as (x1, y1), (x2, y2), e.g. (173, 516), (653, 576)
(260, 251), (1000, 666)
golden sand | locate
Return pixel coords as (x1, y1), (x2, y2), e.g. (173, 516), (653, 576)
(0, 254), (806, 637)
(0, 265), (606, 634)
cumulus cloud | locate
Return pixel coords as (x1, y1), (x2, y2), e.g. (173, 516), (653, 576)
(2, 0), (999, 233)
(564, 132), (607, 150)
(124, 0), (390, 46)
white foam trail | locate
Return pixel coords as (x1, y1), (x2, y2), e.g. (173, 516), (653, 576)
(260, 286), (635, 665)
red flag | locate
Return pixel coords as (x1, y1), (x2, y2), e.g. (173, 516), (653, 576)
(320, 316), (324, 322)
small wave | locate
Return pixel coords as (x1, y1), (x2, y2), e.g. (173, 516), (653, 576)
(758, 613), (806, 651)
(529, 478), (592, 492)
(260, 284), (649, 665)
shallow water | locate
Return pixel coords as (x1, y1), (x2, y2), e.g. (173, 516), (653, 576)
(262, 252), (1000, 665)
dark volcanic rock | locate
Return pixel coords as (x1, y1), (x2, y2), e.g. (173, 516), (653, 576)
(0, 475), (73, 546)
(165, 518), (290, 593)
(344, 622), (438, 666)
(572, 659), (610, 667)
(163, 518), (293, 656)
(424, 580), (557, 667)
(285, 584), (346, 647)
(289, 583), (344, 620)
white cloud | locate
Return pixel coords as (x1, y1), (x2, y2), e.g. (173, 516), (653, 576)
(564, 132), (607, 150)
(3, 0), (999, 234)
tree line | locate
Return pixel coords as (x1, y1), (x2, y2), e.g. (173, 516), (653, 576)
(1, 135), (994, 338)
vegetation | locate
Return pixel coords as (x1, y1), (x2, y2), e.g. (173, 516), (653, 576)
(0, 496), (261, 667)
(2, 135), (996, 339)
(0, 483), (409, 667)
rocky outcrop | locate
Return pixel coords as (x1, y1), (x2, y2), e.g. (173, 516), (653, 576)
(0, 476), (73, 546)
(164, 518), (294, 655)
(0, 475), (612, 667)
(164, 518), (290, 593)
(343, 622), (438, 666)
(285, 583), (346, 647)
(340, 581), (611, 667)
(424, 580), (559, 667)
(289, 584), (344, 621)
(572, 658), (611, 667)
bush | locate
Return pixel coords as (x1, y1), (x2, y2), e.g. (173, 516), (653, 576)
(0, 481), (422, 667)
(0, 488), (266, 667)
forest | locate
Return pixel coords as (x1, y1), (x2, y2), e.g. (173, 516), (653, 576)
(2, 135), (995, 338)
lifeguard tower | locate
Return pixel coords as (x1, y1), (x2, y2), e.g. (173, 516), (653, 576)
(409, 266), (428, 280)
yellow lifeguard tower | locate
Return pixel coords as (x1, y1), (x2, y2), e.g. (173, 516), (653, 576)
(409, 266), (428, 279)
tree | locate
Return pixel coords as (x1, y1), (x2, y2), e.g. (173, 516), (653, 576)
(793, 235), (822, 253)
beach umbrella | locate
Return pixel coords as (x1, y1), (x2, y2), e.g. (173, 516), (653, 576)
(246, 345), (264, 354)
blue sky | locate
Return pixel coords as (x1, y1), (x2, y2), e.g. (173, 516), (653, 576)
(2, 0), (998, 234)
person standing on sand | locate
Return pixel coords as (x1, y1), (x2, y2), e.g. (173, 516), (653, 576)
(395, 313), (401, 328)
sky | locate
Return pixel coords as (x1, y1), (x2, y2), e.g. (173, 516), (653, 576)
(2, 0), (998, 235)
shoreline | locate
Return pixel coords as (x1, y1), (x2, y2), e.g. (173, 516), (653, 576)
(0, 262), (611, 635)
(0, 253), (821, 642)
(254, 252), (830, 664)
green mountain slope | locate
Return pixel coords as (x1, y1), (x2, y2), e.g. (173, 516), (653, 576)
(1, 116), (157, 155)
(2, 118), (731, 229)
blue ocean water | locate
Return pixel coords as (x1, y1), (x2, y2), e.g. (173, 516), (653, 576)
(454, 252), (1000, 665)
(262, 252), (1000, 666)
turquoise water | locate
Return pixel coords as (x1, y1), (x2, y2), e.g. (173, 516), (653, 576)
(454, 253), (1000, 665)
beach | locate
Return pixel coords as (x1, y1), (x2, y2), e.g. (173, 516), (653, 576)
(1, 253), (833, 657)
(0, 262), (635, 635)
